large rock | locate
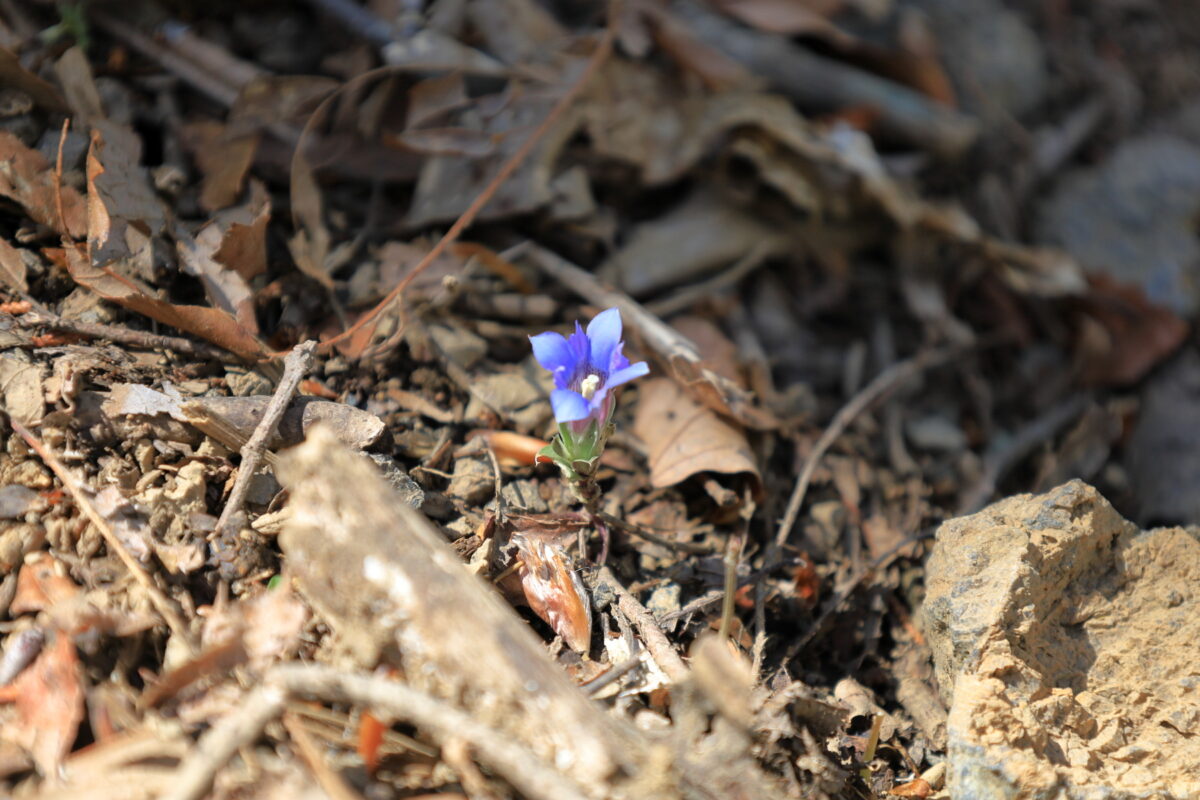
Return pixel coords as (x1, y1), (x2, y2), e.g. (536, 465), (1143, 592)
(922, 481), (1200, 799)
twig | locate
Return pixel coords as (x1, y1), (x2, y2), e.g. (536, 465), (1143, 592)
(595, 510), (715, 555)
(303, 0), (396, 47)
(10, 421), (196, 655)
(774, 348), (958, 549)
(670, 0), (979, 156)
(784, 530), (936, 659)
(15, 309), (235, 361)
(160, 684), (289, 800)
(269, 664), (591, 800)
(321, 6), (618, 353)
(282, 711), (364, 800)
(595, 567), (689, 683)
(956, 393), (1089, 515)
(215, 341), (317, 536)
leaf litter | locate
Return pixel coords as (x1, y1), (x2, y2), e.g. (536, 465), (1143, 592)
(0, 1), (1196, 799)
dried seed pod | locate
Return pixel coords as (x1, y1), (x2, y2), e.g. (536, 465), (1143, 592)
(512, 532), (592, 654)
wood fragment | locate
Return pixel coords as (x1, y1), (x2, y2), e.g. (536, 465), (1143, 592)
(670, 0), (979, 156)
(15, 308), (236, 361)
(774, 348), (960, 549)
(215, 340), (316, 536)
(595, 567), (689, 683)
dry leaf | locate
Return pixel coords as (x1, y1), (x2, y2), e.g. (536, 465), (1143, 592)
(631, 377), (759, 490)
(0, 48), (68, 112)
(11, 551), (81, 616)
(85, 122), (166, 267)
(181, 121), (260, 212)
(513, 532), (592, 653)
(204, 181), (271, 280)
(406, 73), (470, 128)
(0, 237), (29, 292)
(61, 244), (268, 361)
(1076, 274), (1188, 386)
(177, 226), (259, 334)
(5, 630), (85, 776)
(0, 351), (45, 425)
(0, 132), (87, 239)
(712, 0), (846, 34)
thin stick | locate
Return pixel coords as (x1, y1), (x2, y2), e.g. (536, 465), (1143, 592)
(16, 309), (235, 361)
(215, 341), (317, 536)
(10, 421), (196, 654)
(269, 664), (591, 800)
(774, 349), (957, 549)
(594, 510), (715, 556)
(595, 567), (688, 683)
(282, 711), (365, 800)
(320, 7), (618, 353)
(956, 393), (1089, 515)
(160, 684), (288, 800)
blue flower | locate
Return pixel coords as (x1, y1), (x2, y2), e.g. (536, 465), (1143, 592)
(530, 307), (649, 432)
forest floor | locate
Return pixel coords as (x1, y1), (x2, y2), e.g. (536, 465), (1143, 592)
(1, 1), (1198, 798)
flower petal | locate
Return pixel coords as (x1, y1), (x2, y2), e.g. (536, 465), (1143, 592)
(550, 388), (590, 423)
(586, 308), (623, 373)
(529, 332), (575, 375)
(604, 361), (649, 391)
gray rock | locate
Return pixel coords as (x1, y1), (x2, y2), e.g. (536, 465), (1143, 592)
(907, 0), (1047, 119)
(905, 414), (967, 453)
(366, 453), (425, 510)
(922, 481), (1200, 799)
(1038, 134), (1200, 316)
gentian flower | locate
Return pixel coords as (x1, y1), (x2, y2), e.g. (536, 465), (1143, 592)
(530, 307), (649, 435)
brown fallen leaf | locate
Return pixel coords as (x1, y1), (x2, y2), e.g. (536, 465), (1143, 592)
(0, 48), (68, 113)
(0, 237), (29, 292)
(631, 377), (760, 491)
(512, 532), (592, 654)
(61, 244), (268, 361)
(0, 132), (88, 239)
(85, 122), (166, 268)
(711, 0), (846, 35)
(180, 120), (260, 212)
(2, 630), (85, 777)
(200, 180), (271, 281)
(176, 224), (259, 334)
(889, 777), (932, 798)
(1074, 274), (1189, 386)
(10, 551), (81, 616)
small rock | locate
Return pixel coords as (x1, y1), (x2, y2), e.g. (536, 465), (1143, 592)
(922, 481), (1200, 799)
(366, 453), (425, 510)
(906, 0), (1047, 119)
(225, 367), (274, 397)
(1038, 134), (1200, 316)
(646, 583), (681, 620)
(0, 485), (41, 519)
(1125, 349), (1200, 524)
(905, 414), (967, 453)
(447, 456), (494, 506)
(428, 322), (488, 369)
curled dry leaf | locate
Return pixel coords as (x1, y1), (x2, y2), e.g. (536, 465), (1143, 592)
(468, 429), (550, 467)
(631, 377), (760, 492)
(2, 630), (85, 777)
(181, 120), (260, 213)
(86, 123), (166, 267)
(0, 132), (87, 239)
(10, 551), (81, 616)
(61, 244), (268, 361)
(512, 532), (592, 654)
(0, 237), (29, 293)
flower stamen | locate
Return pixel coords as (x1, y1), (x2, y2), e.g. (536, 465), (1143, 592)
(579, 374), (601, 400)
